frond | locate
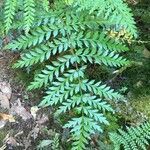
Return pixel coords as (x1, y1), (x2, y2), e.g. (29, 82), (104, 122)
(109, 122), (150, 150)
(40, 78), (123, 108)
(76, 48), (130, 67)
(4, 0), (17, 33)
(74, 32), (129, 53)
(42, 0), (50, 12)
(68, 0), (137, 38)
(7, 22), (66, 50)
(56, 94), (113, 114)
(23, 0), (35, 33)
(27, 55), (81, 90)
(82, 79), (123, 100)
(6, 14), (105, 51)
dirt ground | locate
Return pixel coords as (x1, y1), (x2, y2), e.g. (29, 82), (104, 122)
(0, 51), (62, 150)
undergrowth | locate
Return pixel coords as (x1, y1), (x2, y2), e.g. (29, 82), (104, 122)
(1, 0), (143, 149)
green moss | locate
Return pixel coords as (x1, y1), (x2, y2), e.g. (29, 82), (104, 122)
(131, 95), (150, 119)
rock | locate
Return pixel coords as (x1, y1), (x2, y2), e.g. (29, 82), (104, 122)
(10, 99), (32, 121)
(0, 82), (12, 99)
(36, 114), (49, 125)
(0, 93), (10, 109)
(5, 137), (18, 147)
(0, 120), (6, 129)
(30, 106), (39, 119)
(0, 82), (12, 109)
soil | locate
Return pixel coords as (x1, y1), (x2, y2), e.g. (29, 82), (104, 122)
(0, 51), (61, 150)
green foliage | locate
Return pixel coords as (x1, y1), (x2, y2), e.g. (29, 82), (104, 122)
(3, 0), (51, 34)
(5, 0), (137, 149)
(23, 0), (35, 33)
(52, 133), (60, 150)
(109, 122), (150, 150)
(37, 140), (52, 150)
(65, 0), (137, 38)
(42, 0), (50, 12)
(37, 133), (60, 150)
(4, 0), (17, 33)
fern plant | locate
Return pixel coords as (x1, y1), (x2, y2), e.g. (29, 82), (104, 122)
(3, 0), (50, 34)
(109, 122), (150, 150)
(5, 0), (137, 149)
(65, 0), (137, 38)
(37, 133), (60, 150)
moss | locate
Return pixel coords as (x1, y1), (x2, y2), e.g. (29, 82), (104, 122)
(130, 95), (150, 119)
(112, 94), (150, 125)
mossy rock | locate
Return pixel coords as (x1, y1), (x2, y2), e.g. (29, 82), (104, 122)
(130, 95), (150, 119)
(114, 94), (150, 125)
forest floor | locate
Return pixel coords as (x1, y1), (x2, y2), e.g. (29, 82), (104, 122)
(0, 52), (62, 150)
